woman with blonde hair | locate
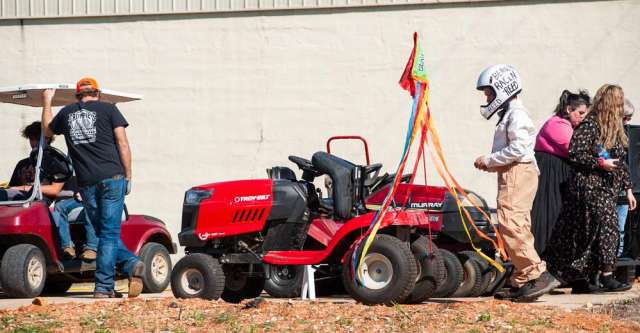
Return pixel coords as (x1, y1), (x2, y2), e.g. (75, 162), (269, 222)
(544, 84), (636, 293)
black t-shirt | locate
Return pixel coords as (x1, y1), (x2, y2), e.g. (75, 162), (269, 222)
(50, 101), (128, 187)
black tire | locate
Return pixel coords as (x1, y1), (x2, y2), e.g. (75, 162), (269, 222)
(170, 253), (225, 300)
(0, 244), (47, 298)
(433, 249), (464, 298)
(139, 242), (172, 293)
(342, 234), (417, 305)
(221, 264), (266, 304)
(404, 237), (445, 304)
(263, 265), (303, 298)
(482, 259), (509, 296)
(451, 252), (483, 297)
(460, 251), (493, 297)
(41, 278), (73, 295)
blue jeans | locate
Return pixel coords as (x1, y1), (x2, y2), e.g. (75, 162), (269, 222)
(80, 177), (139, 293)
(617, 204), (629, 257)
(52, 198), (98, 251)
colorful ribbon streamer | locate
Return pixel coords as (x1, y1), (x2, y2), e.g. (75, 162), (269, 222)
(351, 32), (506, 286)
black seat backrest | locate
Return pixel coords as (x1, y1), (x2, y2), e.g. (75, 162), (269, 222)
(311, 151), (355, 220)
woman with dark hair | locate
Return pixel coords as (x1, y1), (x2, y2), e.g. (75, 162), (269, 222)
(544, 84), (636, 292)
(531, 90), (591, 254)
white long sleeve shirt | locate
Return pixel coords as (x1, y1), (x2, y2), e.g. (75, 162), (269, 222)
(483, 99), (538, 169)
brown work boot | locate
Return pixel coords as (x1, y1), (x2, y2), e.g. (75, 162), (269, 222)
(80, 249), (97, 261)
(63, 247), (76, 259)
(128, 261), (145, 298)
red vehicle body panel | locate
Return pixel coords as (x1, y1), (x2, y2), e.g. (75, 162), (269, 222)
(194, 179), (272, 241)
(0, 202), (175, 271)
(263, 210), (429, 265)
(365, 183), (445, 232)
(0, 202), (58, 260)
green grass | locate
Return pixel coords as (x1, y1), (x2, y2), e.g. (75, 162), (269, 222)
(476, 311), (491, 322)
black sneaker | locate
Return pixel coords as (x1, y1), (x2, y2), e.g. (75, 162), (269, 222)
(514, 272), (562, 302)
(600, 274), (632, 292)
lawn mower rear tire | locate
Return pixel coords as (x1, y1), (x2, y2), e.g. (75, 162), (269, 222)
(342, 234), (417, 305)
(404, 236), (445, 304)
(451, 252), (483, 297)
(459, 251), (492, 297)
(433, 249), (463, 298)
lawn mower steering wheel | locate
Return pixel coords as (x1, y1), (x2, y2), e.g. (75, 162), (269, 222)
(30, 146), (74, 183)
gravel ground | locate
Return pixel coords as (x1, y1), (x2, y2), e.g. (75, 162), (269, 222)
(1, 297), (639, 333)
(594, 296), (640, 325)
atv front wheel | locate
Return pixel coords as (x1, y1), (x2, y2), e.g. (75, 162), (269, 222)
(0, 244), (47, 298)
(263, 264), (303, 298)
(404, 237), (445, 304)
(171, 254), (225, 300)
(221, 264), (265, 303)
(342, 234), (417, 305)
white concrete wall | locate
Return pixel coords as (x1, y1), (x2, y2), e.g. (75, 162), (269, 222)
(1, 0), (639, 244)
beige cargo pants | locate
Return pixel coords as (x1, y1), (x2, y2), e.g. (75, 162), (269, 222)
(496, 162), (546, 287)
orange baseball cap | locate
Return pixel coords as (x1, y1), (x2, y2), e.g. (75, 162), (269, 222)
(76, 77), (99, 93)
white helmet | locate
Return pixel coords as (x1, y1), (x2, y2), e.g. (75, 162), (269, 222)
(476, 64), (522, 120)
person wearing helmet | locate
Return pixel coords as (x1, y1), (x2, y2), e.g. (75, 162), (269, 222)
(617, 98), (635, 257)
(473, 64), (561, 301)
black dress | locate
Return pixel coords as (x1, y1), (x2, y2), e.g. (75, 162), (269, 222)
(543, 115), (632, 282)
(531, 151), (571, 254)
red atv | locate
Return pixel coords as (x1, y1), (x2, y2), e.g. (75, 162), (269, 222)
(0, 84), (176, 298)
(171, 137), (442, 305)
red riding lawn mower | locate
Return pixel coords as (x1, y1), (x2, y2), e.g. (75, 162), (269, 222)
(171, 136), (447, 305)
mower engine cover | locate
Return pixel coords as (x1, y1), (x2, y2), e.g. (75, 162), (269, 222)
(179, 179), (273, 245)
(365, 183), (445, 232)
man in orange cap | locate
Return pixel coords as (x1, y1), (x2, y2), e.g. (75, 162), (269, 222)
(41, 77), (144, 298)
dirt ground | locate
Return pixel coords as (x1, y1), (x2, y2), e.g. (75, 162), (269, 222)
(1, 297), (639, 333)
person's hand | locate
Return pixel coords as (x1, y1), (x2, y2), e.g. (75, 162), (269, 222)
(602, 158), (619, 171)
(474, 156), (488, 171)
(42, 89), (56, 105)
(628, 189), (637, 211)
(126, 178), (132, 195)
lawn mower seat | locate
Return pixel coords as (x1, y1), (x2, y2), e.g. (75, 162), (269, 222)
(311, 151), (355, 220)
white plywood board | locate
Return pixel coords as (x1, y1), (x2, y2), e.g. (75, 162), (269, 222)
(0, 83), (142, 107)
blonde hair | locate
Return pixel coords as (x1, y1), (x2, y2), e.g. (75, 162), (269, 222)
(592, 84), (627, 149)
